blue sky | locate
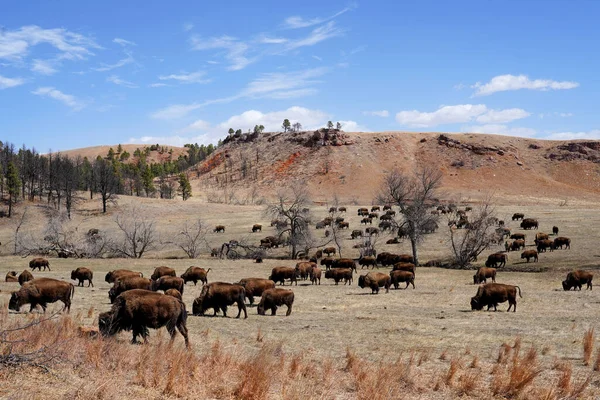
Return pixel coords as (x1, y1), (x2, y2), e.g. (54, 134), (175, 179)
(1, 0), (599, 151)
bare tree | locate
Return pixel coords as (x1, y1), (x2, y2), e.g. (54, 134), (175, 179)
(94, 157), (120, 213)
(11, 207), (29, 255)
(113, 206), (157, 258)
(175, 219), (208, 258)
(377, 166), (442, 267)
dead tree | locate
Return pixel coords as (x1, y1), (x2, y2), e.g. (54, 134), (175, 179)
(113, 206), (157, 258)
(175, 219), (208, 258)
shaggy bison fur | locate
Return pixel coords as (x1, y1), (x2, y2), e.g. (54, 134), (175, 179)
(269, 267), (298, 286)
(151, 266), (176, 281)
(562, 270), (593, 291)
(257, 288), (295, 316)
(324, 268), (353, 285)
(71, 267), (94, 287)
(192, 282), (247, 318)
(473, 267), (496, 284)
(151, 276), (185, 295)
(471, 283), (522, 312)
(180, 266), (211, 286)
(9, 278), (74, 313)
(358, 272), (391, 294)
(390, 270), (415, 289)
(105, 269), (143, 283)
(29, 257), (50, 271)
(109, 276), (152, 303)
(237, 278), (276, 305)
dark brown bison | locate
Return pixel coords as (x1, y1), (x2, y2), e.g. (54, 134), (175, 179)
(151, 266), (176, 281)
(213, 225), (225, 233)
(335, 217), (345, 224)
(339, 207), (347, 213)
(164, 288), (182, 301)
(295, 262), (316, 280)
(510, 233), (525, 241)
(105, 269), (143, 283)
(485, 253), (507, 268)
(365, 227), (379, 235)
(237, 278), (276, 305)
(257, 288), (294, 316)
(211, 247), (220, 257)
(71, 267), (94, 287)
(508, 240), (525, 252)
(534, 232), (549, 243)
(552, 226), (559, 235)
(5, 271), (18, 282)
(324, 268), (353, 285)
(29, 257), (50, 271)
(310, 267), (322, 285)
(9, 278), (74, 313)
(360, 217), (372, 225)
(99, 289), (189, 347)
(386, 237), (399, 244)
(331, 258), (357, 272)
(473, 267), (496, 284)
(390, 270), (415, 289)
(269, 267), (298, 286)
(371, 206), (380, 212)
(358, 256), (377, 269)
(337, 221), (350, 229)
(329, 206), (337, 213)
(151, 276), (185, 295)
(562, 270), (593, 291)
(351, 229), (363, 239)
(252, 224), (262, 233)
(180, 266), (210, 286)
(383, 205), (392, 211)
(358, 272), (390, 294)
(18, 270), (34, 286)
(520, 249), (538, 263)
(471, 283), (522, 312)
(553, 237), (571, 249)
(192, 282), (247, 318)
(323, 247), (336, 256)
(358, 208), (369, 216)
(537, 239), (554, 253)
(109, 276), (152, 303)
(512, 213), (524, 221)
(377, 252), (414, 267)
(392, 262), (416, 274)
(368, 212), (379, 219)
(520, 218), (538, 230)
(320, 257), (335, 270)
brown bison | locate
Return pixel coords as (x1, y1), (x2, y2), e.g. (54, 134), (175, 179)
(390, 270), (415, 289)
(29, 257), (50, 271)
(473, 267), (496, 284)
(105, 269), (143, 283)
(310, 267), (322, 285)
(99, 289), (189, 347)
(151, 266), (176, 281)
(358, 256), (377, 269)
(151, 276), (185, 295)
(562, 270), (593, 291)
(338, 221), (350, 229)
(5, 271), (18, 282)
(323, 247), (336, 256)
(512, 213), (524, 221)
(252, 224), (262, 233)
(534, 232), (549, 243)
(257, 288), (294, 316)
(510, 233), (525, 241)
(164, 288), (183, 301)
(237, 278), (276, 305)
(351, 229), (363, 239)
(18, 270), (34, 286)
(386, 237), (399, 244)
(360, 217), (373, 225)
(520, 218), (538, 230)
(365, 227), (379, 235)
(180, 266), (210, 286)
(508, 240), (525, 252)
(339, 207), (347, 213)
(269, 267), (298, 286)
(192, 282), (247, 318)
(392, 262), (416, 274)
(320, 257), (335, 270)
(331, 258), (357, 272)
(554, 237), (571, 249)
(520, 249), (538, 263)
(9, 278), (74, 313)
(485, 253), (507, 268)
(358, 272), (391, 294)
(71, 267), (94, 287)
(314, 249), (323, 259)
(471, 283), (522, 312)
(552, 226), (559, 235)
(211, 247), (220, 257)
(109, 276), (152, 303)
(371, 206), (380, 212)
(295, 262), (316, 280)
(213, 225), (225, 233)
(324, 268), (353, 285)
(537, 239), (554, 253)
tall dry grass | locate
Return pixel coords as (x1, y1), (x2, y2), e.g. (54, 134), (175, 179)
(583, 327), (594, 366)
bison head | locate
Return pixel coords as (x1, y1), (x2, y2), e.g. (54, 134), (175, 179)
(98, 311), (119, 337)
(473, 275), (480, 285)
(8, 291), (25, 311)
(192, 297), (204, 316)
(562, 280), (572, 291)
(108, 287), (118, 304)
(257, 302), (266, 315)
(358, 275), (366, 288)
(71, 270), (77, 280)
(105, 271), (114, 283)
(150, 279), (160, 291)
(470, 297), (484, 311)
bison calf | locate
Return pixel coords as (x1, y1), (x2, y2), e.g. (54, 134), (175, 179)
(71, 267), (94, 287)
(5, 271), (18, 282)
(18, 270), (34, 286)
(473, 267), (496, 284)
(310, 267), (322, 285)
(257, 288), (295, 316)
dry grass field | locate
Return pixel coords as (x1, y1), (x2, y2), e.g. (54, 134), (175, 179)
(1, 195), (600, 398)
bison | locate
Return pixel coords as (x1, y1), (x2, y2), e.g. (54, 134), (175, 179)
(520, 250), (538, 263)
(324, 268), (353, 285)
(360, 217), (373, 225)
(390, 270), (415, 289)
(486, 253), (507, 268)
(310, 267), (322, 285)
(365, 227), (379, 235)
(473, 267), (496, 284)
(537, 239), (554, 253)
(105, 269), (143, 284)
(331, 258), (357, 272)
(151, 276), (185, 295)
(18, 270), (34, 286)
(257, 288), (294, 316)
(552, 226), (559, 236)
(295, 262), (315, 280)
(5, 271), (18, 282)
(29, 257), (50, 271)
(534, 232), (549, 243)
(213, 225), (225, 233)
(351, 229), (363, 239)
(9, 278), (74, 313)
(237, 278), (276, 305)
(392, 262), (415, 274)
(151, 266), (176, 281)
(109, 276), (152, 303)
(358, 256), (377, 269)
(562, 270), (593, 291)
(323, 247), (336, 256)
(510, 233), (526, 241)
(509, 240), (525, 252)
(371, 206), (380, 212)
(339, 207), (347, 213)
(269, 267), (298, 286)
(512, 213), (525, 221)
(520, 218), (538, 230)
(471, 283), (522, 312)
(192, 282), (247, 318)
(181, 266), (210, 286)
(252, 224), (262, 233)
(99, 289), (189, 347)
(338, 221), (350, 229)
(71, 267), (94, 287)
(164, 288), (182, 301)
(554, 237), (571, 249)
(358, 272), (391, 294)
(320, 257), (335, 270)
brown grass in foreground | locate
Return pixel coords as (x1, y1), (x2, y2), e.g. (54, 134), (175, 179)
(0, 311), (598, 399)
(583, 327), (595, 366)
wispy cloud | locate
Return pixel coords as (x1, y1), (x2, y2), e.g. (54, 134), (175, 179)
(0, 74), (25, 89)
(283, 5), (355, 29)
(158, 70), (210, 84)
(475, 108), (531, 124)
(93, 52), (134, 72)
(539, 112), (573, 119)
(462, 124), (537, 137)
(472, 74), (579, 96)
(183, 23), (194, 32)
(396, 104), (530, 128)
(106, 75), (138, 88)
(285, 21), (345, 51)
(545, 130), (600, 140)
(113, 38), (136, 47)
(31, 59), (58, 75)
(312, 55), (323, 61)
(363, 110), (389, 117)
(256, 35), (288, 44)
(149, 83), (169, 88)
(32, 86), (84, 110)
(190, 35), (253, 71)
(180, 119), (211, 132)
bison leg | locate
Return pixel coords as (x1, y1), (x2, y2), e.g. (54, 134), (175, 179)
(271, 306), (277, 316)
(248, 295), (254, 305)
(588, 281), (593, 290)
(285, 304), (292, 316)
(221, 306), (227, 317)
(89, 279), (94, 288)
(177, 322), (190, 348)
(236, 302), (248, 319)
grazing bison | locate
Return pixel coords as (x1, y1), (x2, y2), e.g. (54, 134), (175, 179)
(562, 270), (593, 291)
(5, 271), (18, 282)
(371, 206), (380, 212)
(520, 249), (538, 263)
(295, 262), (316, 280)
(358, 256), (377, 269)
(338, 221), (350, 229)
(351, 229), (363, 239)
(380, 214), (393, 221)
(471, 283), (522, 312)
(323, 247), (336, 256)
(324, 268), (353, 285)
(534, 232), (549, 243)
(377, 253), (414, 267)
(390, 270), (415, 289)
(257, 288), (295, 316)
(386, 237), (399, 244)
(18, 270), (34, 286)
(192, 282), (247, 318)
(151, 276), (185, 295)
(310, 267), (322, 285)
(332, 258), (357, 272)
(552, 226), (559, 236)
(358, 272), (391, 294)
(383, 205), (392, 211)
(181, 266), (211, 286)
(365, 227), (379, 235)
(105, 269), (143, 284)
(512, 213), (525, 221)
(520, 218), (538, 230)
(509, 240), (525, 252)
(369, 212), (379, 219)
(99, 289), (189, 347)
(486, 253), (507, 268)
(554, 237), (571, 249)
(392, 262), (416, 274)
(320, 257), (335, 270)
(9, 278), (74, 313)
(537, 239), (554, 253)
(473, 267), (496, 284)
(339, 207), (347, 213)
(29, 257), (50, 271)
(329, 207), (337, 213)
(269, 267), (298, 286)
(213, 225), (225, 233)
(360, 217), (373, 225)
(379, 221), (393, 231)
(237, 278), (276, 305)
(211, 247), (220, 257)
(164, 288), (182, 301)
(151, 266), (176, 281)
(510, 233), (526, 241)
(71, 267), (94, 287)
(252, 224), (262, 233)
(109, 276), (152, 303)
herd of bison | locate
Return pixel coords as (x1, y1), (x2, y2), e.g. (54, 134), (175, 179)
(2, 205), (594, 348)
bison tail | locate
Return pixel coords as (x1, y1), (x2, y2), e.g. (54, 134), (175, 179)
(70, 283), (75, 299)
(515, 285), (522, 298)
(207, 268), (211, 273)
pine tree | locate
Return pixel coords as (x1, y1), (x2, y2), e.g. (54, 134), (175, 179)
(282, 119), (291, 132)
(178, 173), (192, 201)
(6, 161), (21, 217)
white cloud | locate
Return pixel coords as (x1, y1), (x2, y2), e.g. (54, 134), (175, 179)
(544, 130), (600, 140)
(285, 21), (344, 51)
(93, 52), (134, 72)
(106, 75), (138, 88)
(312, 55), (322, 61)
(256, 35), (288, 44)
(540, 112), (573, 119)
(462, 124), (537, 138)
(472, 74), (579, 96)
(32, 86), (84, 110)
(151, 103), (204, 120)
(217, 106), (329, 132)
(283, 6), (354, 29)
(113, 38), (136, 47)
(183, 23), (194, 32)
(128, 134), (213, 147)
(337, 120), (369, 132)
(149, 83), (169, 88)
(158, 70), (210, 84)
(31, 59), (58, 75)
(182, 119), (211, 132)
(396, 104), (530, 128)
(0, 74), (25, 89)
(190, 35), (253, 71)
(475, 108), (530, 124)
(363, 110), (389, 117)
